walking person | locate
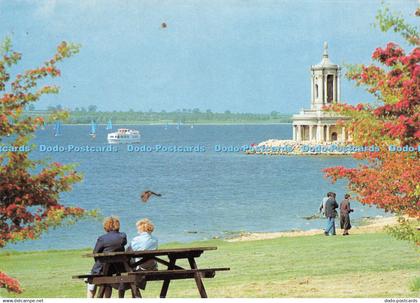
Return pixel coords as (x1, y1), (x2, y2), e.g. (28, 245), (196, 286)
(324, 192), (338, 236)
(340, 194), (353, 235)
(319, 192), (332, 216)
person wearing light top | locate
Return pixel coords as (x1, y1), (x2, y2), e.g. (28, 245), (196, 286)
(129, 218), (158, 271)
(117, 219), (158, 297)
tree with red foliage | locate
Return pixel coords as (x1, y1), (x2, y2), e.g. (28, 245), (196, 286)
(324, 6), (419, 244)
(0, 38), (90, 293)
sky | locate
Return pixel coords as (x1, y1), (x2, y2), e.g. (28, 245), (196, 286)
(0, 0), (418, 113)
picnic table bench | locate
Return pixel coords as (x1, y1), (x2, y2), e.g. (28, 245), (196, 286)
(73, 246), (229, 298)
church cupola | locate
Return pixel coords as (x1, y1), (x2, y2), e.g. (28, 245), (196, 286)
(310, 42), (341, 110)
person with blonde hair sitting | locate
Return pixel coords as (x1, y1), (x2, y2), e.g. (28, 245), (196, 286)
(129, 218), (158, 271)
(87, 216), (127, 298)
(114, 219), (158, 297)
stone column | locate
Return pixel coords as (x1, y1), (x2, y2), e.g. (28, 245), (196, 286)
(316, 123), (321, 142)
(292, 125), (296, 141)
(324, 74), (328, 105)
(297, 125), (302, 142)
(333, 75), (336, 102)
(311, 80), (314, 108)
(309, 125), (313, 141)
(321, 74), (324, 106)
(337, 71), (341, 102)
(341, 126), (346, 142)
(326, 125), (331, 142)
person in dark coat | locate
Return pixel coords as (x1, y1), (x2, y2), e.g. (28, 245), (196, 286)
(324, 192), (338, 236)
(340, 194), (354, 235)
(319, 192), (333, 217)
(87, 216), (127, 298)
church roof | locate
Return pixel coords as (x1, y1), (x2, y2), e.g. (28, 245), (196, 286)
(311, 42), (339, 69)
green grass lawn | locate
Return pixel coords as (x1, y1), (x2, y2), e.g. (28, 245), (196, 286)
(1, 232), (419, 298)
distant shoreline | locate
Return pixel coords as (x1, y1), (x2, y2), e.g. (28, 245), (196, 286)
(24, 110), (293, 125)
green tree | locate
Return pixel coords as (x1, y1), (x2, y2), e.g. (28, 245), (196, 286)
(0, 38), (91, 293)
(324, 5), (419, 244)
(87, 104), (97, 112)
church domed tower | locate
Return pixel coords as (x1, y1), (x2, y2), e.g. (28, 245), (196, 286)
(310, 42), (341, 110)
(292, 42), (348, 143)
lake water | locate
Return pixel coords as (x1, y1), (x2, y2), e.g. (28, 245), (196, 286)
(8, 124), (384, 251)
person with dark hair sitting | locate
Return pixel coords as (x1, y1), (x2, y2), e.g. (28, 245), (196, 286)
(87, 216), (127, 298)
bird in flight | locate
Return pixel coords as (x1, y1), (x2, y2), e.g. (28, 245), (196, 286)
(161, 22), (167, 29)
(140, 190), (162, 203)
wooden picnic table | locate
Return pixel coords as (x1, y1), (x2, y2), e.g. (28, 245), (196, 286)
(73, 246), (229, 298)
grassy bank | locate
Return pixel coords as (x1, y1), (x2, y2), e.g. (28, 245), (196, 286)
(1, 232), (419, 298)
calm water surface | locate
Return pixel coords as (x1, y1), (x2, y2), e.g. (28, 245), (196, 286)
(8, 124), (384, 251)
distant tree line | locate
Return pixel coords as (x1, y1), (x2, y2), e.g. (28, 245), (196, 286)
(24, 105), (292, 124)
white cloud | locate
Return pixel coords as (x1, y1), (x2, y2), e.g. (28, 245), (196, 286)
(33, 0), (58, 18)
(31, 0), (103, 19)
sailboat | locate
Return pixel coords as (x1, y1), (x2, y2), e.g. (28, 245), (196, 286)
(54, 121), (62, 137)
(106, 119), (113, 130)
(90, 120), (96, 139)
(176, 121), (181, 130)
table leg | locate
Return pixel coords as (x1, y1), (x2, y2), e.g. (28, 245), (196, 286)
(131, 284), (142, 298)
(118, 289), (125, 298)
(159, 257), (176, 298)
(188, 257), (208, 298)
(97, 286), (106, 298)
(96, 263), (110, 298)
(121, 261), (141, 298)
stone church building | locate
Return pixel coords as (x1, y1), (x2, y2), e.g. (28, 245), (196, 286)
(292, 42), (348, 143)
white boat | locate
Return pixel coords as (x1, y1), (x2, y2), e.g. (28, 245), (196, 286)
(107, 128), (141, 144)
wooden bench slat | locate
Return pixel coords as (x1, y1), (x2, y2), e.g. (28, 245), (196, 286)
(92, 275), (141, 285)
(73, 268), (230, 284)
(84, 246), (217, 258)
(143, 271), (214, 281)
(128, 268), (230, 276)
(130, 268), (230, 281)
(72, 274), (104, 279)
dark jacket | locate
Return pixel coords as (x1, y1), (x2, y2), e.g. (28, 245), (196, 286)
(91, 231), (127, 274)
(340, 199), (353, 216)
(324, 197), (338, 218)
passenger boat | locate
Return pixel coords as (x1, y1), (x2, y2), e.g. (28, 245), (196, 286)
(107, 128), (141, 144)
